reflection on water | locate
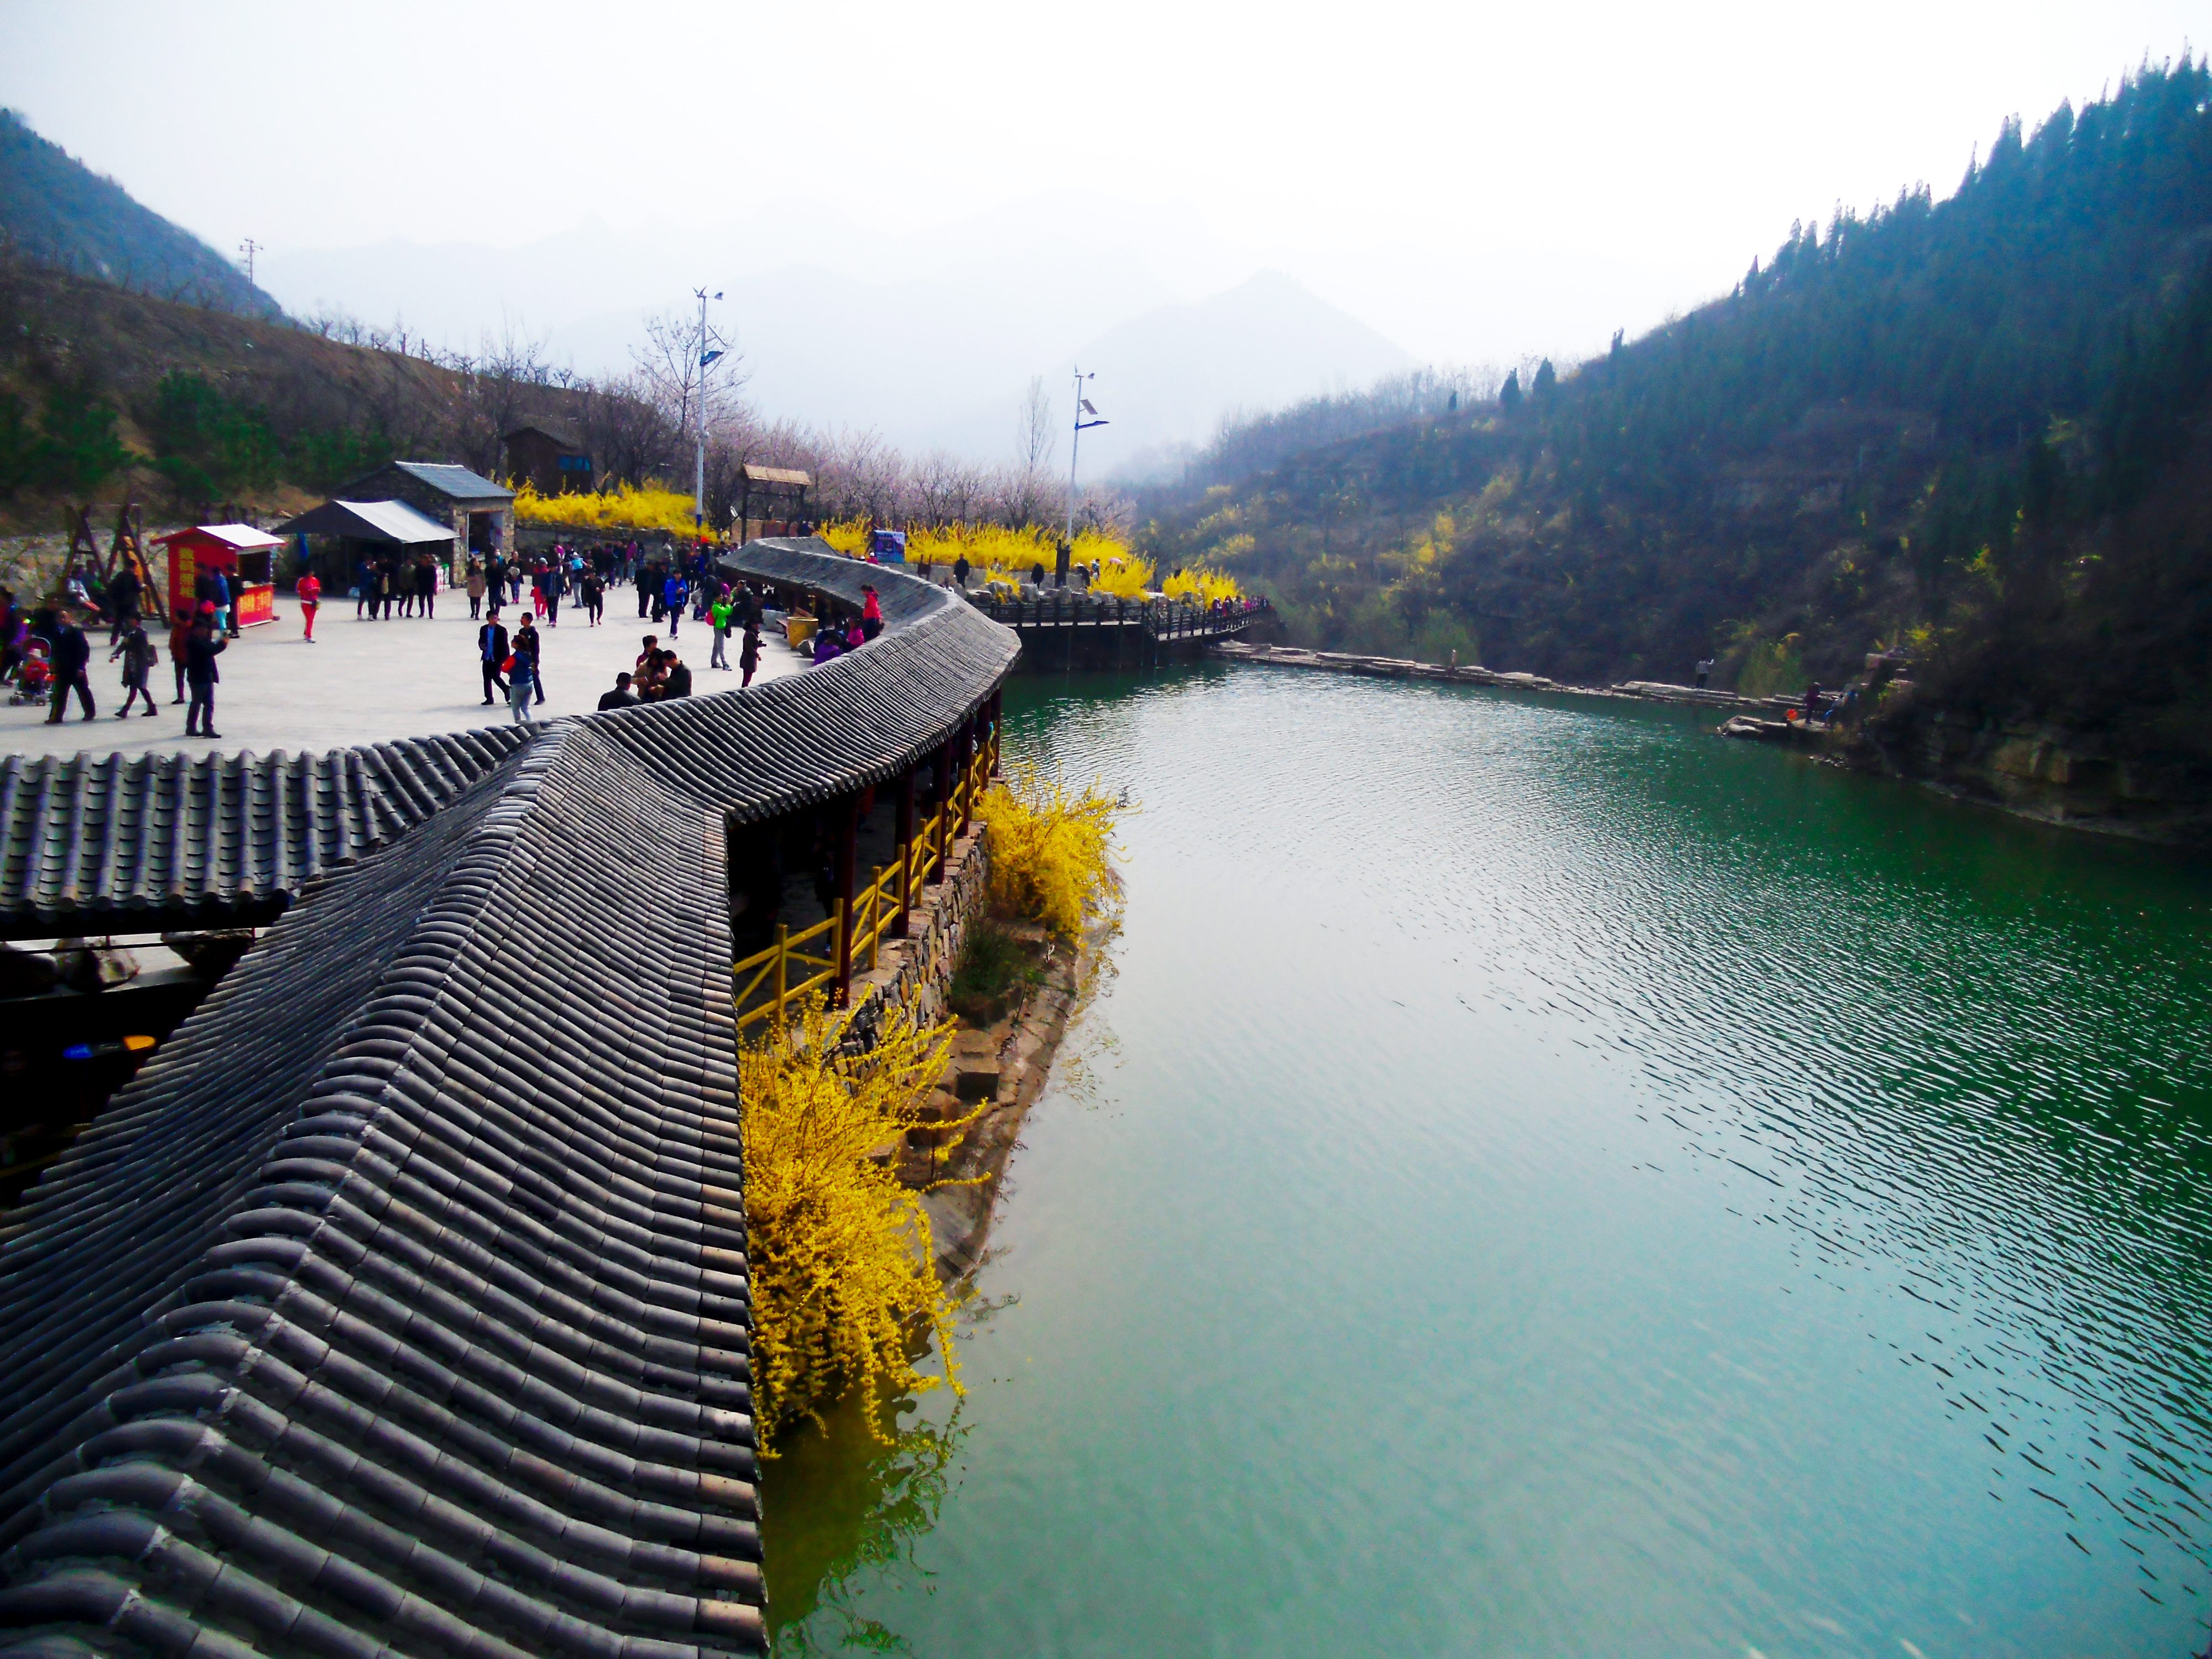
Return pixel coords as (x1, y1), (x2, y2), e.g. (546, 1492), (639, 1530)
(770, 667), (2212, 1657)
(762, 1386), (966, 1653)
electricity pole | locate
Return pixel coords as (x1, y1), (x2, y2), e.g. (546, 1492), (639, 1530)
(238, 238), (261, 286)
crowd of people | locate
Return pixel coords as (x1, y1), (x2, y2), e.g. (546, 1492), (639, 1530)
(2, 583), (236, 735)
(6, 534), (901, 738)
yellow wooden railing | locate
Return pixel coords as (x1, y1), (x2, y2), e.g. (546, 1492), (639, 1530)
(731, 719), (1001, 1034)
(733, 902), (842, 1033)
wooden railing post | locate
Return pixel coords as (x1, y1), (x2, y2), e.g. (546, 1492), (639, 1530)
(955, 718), (975, 839)
(772, 923), (790, 1028)
(833, 797), (857, 1007)
(932, 741), (952, 883)
(893, 765), (916, 937)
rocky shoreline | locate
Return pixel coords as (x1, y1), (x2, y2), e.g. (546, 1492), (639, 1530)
(1213, 640), (2210, 849)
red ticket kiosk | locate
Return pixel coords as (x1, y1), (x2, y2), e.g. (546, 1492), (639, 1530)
(155, 524), (284, 627)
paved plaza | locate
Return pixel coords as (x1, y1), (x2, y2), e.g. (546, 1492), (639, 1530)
(2, 591), (804, 760)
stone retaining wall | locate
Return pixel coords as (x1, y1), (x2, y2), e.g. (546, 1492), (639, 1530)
(845, 823), (990, 1040)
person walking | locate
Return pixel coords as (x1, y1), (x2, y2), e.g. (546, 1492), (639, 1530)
(739, 620), (760, 688)
(105, 562), (142, 646)
(296, 569), (321, 642)
(581, 568), (604, 627)
(477, 615), (511, 706)
(43, 615), (95, 723)
(860, 583), (883, 641)
(356, 556), (376, 619)
(109, 614), (158, 716)
(184, 608), (225, 737)
(953, 553), (970, 591)
(208, 567), (234, 638)
(1694, 658), (1713, 689)
(415, 555), (437, 619)
(466, 560), (486, 620)
(512, 613), (545, 707)
(709, 590), (732, 669)
(661, 568), (686, 639)
(380, 557), (399, 620)
(168, 607), (194, 703)
(542, 559), (564, 628)
(505, 641), (535, 723)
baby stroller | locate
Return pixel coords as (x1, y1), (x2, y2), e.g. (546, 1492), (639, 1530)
(8, 638), (53, 706)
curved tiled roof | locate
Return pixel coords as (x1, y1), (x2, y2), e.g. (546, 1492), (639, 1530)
(0, 728), (538, 936)
(0, 546), (1015, 1657)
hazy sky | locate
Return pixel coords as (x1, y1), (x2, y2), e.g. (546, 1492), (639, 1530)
(2, 0), (2201, 371)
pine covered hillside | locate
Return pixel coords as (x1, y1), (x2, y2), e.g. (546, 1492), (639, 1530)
(0, 109), (276, 318)
(1138, 62), (2212, 799)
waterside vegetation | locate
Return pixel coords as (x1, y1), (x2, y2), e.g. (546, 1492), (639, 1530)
(1136, 62), (2212, 791)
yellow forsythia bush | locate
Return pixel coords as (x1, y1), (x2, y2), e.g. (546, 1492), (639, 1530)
(974, 768), (1123, 938)
(812, 519), (1240, 602)
(512, 480), (706, 537)
(742, 997), (969, 1446)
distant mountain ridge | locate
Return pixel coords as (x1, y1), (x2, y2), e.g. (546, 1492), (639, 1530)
(260, 218), (1416, 465)
(0, 108), (277, 318)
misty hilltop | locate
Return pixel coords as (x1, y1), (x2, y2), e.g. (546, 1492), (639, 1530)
(0, 108), (276, 319)
(256, 215), (1415, 467)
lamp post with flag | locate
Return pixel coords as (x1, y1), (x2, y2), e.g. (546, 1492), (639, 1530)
(1063, 368), (1109, 576)
(692, 287), (727, 535)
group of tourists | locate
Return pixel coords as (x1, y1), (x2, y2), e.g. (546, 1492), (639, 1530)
(592, 633), (696, 712)
(805, 583), (884, 666)
(353, 551), (444, 620)
(1, 583), (234, 734)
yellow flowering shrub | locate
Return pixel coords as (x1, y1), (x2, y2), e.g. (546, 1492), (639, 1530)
(974, 768), (1123, 938)
(812, 518), (1240, 602)
(815, 519), (872, 556)
(1162, 567), (1241, 604)
(512, 480), (706, 537)
(742, 996), (973, 1447)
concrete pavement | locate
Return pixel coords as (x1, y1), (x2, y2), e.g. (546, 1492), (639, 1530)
(3, 591), (805, 760)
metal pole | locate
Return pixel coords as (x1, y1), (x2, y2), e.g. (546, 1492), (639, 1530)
(1065, 366), (1082, 551)
(695, 289), (708, 533)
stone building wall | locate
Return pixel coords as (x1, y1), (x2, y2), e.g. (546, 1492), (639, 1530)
(846, 823), (989, 1040)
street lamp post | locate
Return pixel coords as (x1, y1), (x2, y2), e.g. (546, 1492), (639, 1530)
(693, 288), (726, 536)
(1064, 367), (1109, 562)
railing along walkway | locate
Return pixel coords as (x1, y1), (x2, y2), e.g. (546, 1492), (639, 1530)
(734, 727), (999, 1033)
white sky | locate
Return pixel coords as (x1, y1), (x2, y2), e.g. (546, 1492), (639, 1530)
(2, 0), (2201, 371)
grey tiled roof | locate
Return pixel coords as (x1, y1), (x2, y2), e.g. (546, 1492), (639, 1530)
(390, 461), (514, 503)
(0, 728), (537, 935)
(0, 544), (1014, 1657)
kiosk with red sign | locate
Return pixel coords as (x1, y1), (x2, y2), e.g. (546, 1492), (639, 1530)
(154, 524), (284, 628)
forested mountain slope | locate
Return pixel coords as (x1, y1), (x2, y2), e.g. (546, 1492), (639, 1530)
(0, 109), (276, 318)
(1138, 63), (2212, 818)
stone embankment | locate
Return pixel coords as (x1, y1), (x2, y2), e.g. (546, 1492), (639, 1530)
(1214, 640), (1798, 716)
(1847, 705), (2212, 846)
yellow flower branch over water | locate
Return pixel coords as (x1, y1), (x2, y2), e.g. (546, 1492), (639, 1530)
(974, 767), (1125, 939)
(742, 997), (977, 1448)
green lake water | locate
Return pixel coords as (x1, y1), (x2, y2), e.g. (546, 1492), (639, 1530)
(765, 666), (2212, 1657)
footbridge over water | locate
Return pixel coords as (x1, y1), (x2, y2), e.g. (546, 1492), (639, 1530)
(0, 543), (1016, 1657)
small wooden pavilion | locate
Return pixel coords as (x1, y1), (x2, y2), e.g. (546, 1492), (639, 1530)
(735, 465), (812, 543)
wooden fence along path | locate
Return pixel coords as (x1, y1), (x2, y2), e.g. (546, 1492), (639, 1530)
(733, 729), (999, 1032)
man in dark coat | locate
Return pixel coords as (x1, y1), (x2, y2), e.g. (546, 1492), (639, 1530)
(184, 607), (226, 738)
(44, 617), (95, 723)
(477, 616), (510, 705)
